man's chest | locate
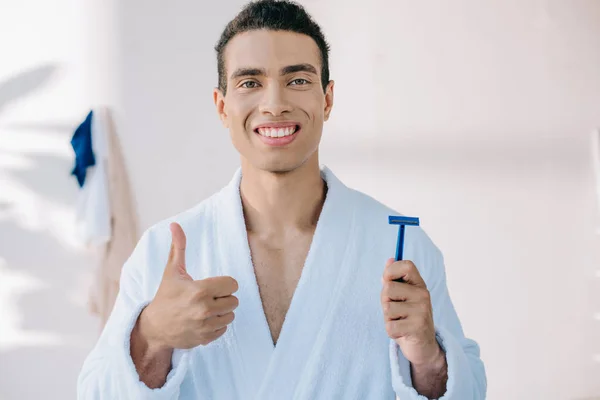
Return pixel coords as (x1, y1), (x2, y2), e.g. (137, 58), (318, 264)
(248, 232), (313, 345)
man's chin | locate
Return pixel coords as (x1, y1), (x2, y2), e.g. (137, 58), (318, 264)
(240, 148), (319, 175)
(261, 164), (300, 175)
(253, 158), (307, 175)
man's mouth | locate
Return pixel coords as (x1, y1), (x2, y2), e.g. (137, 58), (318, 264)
(253, 124), (301, 147)
(254, 125), (300, 138)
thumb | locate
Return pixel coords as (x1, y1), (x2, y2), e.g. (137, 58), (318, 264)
(382, 258), (395, 284)
(166, 222), (191, 279)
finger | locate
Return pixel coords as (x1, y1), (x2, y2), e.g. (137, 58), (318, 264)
(381, 280), (426, 302)
(193, 295), (238, 320)
(212, 295), (239, 316)
(166, 222), (189, 278)
(382, 300), (420, 321)
(211, 325), (228, 338)
(194, 296), (238, 321)
(383, 260), (426, 288)
(384, 257), (405, 283)
(200, 326), (227, 346)
(385, 318), (413, 340)
(205, 312), (235, 331)
(197, 276), (239, 298)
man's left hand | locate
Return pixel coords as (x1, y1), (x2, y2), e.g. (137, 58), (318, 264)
(381, 258), (445, 368)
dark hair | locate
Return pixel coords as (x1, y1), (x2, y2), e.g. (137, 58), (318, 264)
(214, 0), (331, 95)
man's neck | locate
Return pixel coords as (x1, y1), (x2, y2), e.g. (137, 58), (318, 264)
(239, 158), (326, 236)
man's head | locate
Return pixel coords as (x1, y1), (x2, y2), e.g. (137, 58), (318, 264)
(213, 0), (334, 174)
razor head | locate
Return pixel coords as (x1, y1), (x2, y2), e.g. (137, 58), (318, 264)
(388, 215), (420, 226)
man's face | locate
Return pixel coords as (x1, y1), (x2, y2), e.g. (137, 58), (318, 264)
(214, 29), (334, 173)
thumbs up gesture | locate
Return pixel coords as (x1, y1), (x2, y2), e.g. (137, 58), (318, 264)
(138, 222), (239, 350)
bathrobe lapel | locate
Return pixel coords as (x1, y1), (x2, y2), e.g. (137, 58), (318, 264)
(214, 167), (357, 399)
(214, 168), (274, 396)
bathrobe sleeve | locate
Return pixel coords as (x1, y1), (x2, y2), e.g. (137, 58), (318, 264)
(77, 231), (191, 400)
(389, 247), (487, 399)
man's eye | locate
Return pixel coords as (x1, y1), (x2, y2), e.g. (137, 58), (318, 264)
(290, 78), (309, 86)
(241, 81), (259, 89)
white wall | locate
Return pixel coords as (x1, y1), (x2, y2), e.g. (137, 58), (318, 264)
(1, 0), (599, 399)
(0, 0), (105, 399)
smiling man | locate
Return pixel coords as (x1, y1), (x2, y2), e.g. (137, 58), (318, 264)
(78, 1), (486, 399)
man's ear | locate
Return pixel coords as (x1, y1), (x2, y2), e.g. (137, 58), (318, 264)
(213, 87), (229, 128)
(323, 80), (334, 122)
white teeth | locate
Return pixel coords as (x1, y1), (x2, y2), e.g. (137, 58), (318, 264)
(257, 126), (297, 138)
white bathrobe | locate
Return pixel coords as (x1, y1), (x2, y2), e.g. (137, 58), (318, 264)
(78, 166), (486, 400)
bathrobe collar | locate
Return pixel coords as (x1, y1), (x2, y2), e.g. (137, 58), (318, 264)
(213, 165), (358, 397)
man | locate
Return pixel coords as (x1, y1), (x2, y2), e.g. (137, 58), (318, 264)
(78, 1), (486, 398)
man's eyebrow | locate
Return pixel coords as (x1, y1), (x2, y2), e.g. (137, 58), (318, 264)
(230, 63), (318, 80)
(230, 68), (265, 80)
(280, 63), (318, 76)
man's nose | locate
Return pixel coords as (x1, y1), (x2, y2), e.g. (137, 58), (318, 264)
(258, 85), (292, 116)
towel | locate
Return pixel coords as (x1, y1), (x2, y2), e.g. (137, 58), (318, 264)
(72, 109), (111, 245)
(70, 110), (96, 187)
(71, 107), (139, 327)
(87, 108), (139, 327)
(78, 166), (486, 399)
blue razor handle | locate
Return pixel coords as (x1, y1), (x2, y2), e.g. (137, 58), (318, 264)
(388, 216), (420, 282)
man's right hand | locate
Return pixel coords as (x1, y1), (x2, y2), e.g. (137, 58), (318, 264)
(130, 222), (239, 388)
(139, 222), (239, 351)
